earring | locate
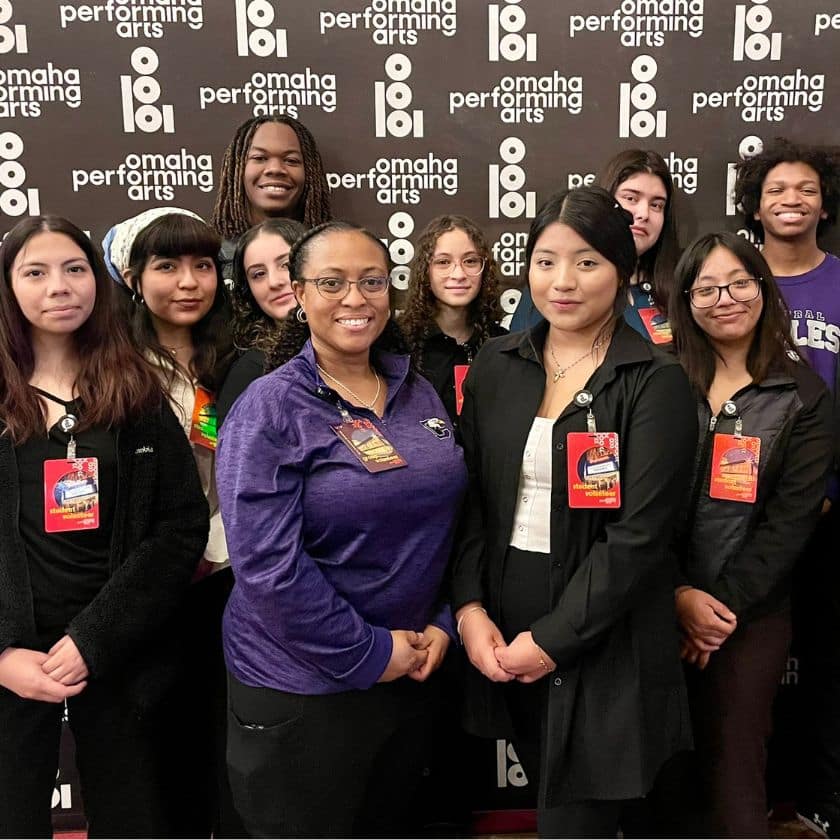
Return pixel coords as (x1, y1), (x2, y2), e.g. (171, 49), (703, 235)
(131, 290), (144, 306)
(296, 308), (308, 323)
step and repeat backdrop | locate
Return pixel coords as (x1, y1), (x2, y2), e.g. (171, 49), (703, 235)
(2, 0), (840, 831)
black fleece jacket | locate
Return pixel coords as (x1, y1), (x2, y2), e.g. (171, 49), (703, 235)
(0, 399), (209, 706)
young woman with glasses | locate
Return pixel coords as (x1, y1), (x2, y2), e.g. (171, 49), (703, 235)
(398, 215), (504, 424)
(216, 221), (467, 838)
(667, 231), (832, 837)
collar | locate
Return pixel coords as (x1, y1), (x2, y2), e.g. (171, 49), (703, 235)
(295, 339), (412, 408)
(501, 317), (654, 372)
(424, 322), (478, 348)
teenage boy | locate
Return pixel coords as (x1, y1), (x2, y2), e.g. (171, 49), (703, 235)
(736, 137), (840, 838)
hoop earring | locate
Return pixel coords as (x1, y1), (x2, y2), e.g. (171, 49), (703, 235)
(296, 308), (308, 323)
(131, 290), (144, 306)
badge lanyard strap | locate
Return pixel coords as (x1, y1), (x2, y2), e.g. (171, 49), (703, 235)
(573, 389), (597, 433)
(32, 386), (79, 459)
(721, 400), (743, 439)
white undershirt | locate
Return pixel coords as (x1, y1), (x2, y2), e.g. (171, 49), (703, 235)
(509, 417), (554, 554)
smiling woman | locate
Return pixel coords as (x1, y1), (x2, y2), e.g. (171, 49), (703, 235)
(102, 208), (238, 836)
(217, 220), (467, 838)
(667, 231), (832, 836)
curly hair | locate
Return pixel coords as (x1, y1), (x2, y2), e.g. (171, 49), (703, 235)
(735, 137), (840, 242)
(398, 215), (503, 370)
(124, 213), (235, 392)
(598, 148), (680, 315)
(266, 221), (408, 370)
(211, 115), (332, 240)
(230, 218), (307, 354)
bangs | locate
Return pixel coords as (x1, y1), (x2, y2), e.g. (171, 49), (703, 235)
(132, 214), (221, 263)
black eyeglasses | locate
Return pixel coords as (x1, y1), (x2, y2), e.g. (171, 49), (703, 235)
(298, 276), (391, 299)
(686, 277), (762, 308)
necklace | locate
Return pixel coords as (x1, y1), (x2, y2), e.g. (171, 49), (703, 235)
(549, 332), (611, 383)
(316, 363), (382, 411)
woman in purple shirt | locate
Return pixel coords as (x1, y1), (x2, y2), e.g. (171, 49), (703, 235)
(216, 221), (467, 838)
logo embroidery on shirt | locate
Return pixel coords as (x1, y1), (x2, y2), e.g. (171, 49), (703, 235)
(421, 418), (452, 439)
(134, 445), (154, 454)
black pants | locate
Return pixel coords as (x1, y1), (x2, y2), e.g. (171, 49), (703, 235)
(152, 567), (244, 838)
(686, 608), (792, 838)
(794, 508), (840, 804)
(227, 672), (441, 838)
(0, 677), (168, 838)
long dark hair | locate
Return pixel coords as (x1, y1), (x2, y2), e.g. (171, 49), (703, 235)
(525, 187), (636, 346)
(0, 215), (162, 443)
(670, 231), (797, 393)
(211, 115), (332, 240)
(266, 221), (408, 370)
(230, 218), (307, 354)
(399, 215), (502, 369)
(598, 148), (680, 314)
(124, 213), (235, 392)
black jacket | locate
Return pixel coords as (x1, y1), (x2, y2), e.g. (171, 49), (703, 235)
(217, 348), (266, 428)
(450, 319), (697, 805)
(0, 400), (209, 708)
(418, 323), (507, 424)
(677, 362), (831, 623)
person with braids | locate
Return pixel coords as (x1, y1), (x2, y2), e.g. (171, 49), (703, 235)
(211, 115), (331, 280)
(735, 138), (840, 837)
(103, 208), (239, 837)
(217, 217), (306, 426)
(217, 221), (467, 838)
(398, 214), (505, 428)
(510, 148), (680, 343)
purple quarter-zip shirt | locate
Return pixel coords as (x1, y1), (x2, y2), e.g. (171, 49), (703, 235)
(217, 340), (467, 694)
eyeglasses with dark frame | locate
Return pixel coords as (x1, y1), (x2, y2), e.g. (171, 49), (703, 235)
(430, 255), (486, 277)
(686, 277), (762, 309)
(298, 276), (391, 299)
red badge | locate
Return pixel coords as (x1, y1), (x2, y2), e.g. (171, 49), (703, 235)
(332, 418), (407, 473)
(566, 432), (621, 509)
(189, 386), (218, 450)
(44, 458), (100, 532)
(709, 433), (760, 503)
(454, 365), (470, 416)
(638, 307), (673, 345)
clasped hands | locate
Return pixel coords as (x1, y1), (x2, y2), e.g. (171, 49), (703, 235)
(675, 587), (737, 670)
(0, 635), (89, 703)
(378, 625), (451, 683)
(457, 603), (556, 684)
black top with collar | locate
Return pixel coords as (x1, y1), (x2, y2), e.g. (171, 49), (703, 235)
(417, 322), (507, 424)
(450, 318), (697, 806)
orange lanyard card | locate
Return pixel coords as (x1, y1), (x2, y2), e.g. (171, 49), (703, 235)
(567, 432), (621, 509)
(638, 307), (673, 345)
(709, 433), (760, 503)
(190, 386), (218, 450)
(332, 418), (407, 473)
(454, 365), (470, 416)
(44, 457), (99, 532)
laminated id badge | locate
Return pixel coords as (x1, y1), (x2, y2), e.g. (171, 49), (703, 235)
(566, 432), (621, 509)
(332, 418), (407, 473)
(44, 458), (100, 532)
(453, 365), (470, 416)
(709, 433), (760, 503)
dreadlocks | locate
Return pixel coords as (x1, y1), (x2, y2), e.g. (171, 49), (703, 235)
(211, 115), (332, 241)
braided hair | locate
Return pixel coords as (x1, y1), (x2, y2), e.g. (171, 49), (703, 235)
(211, 115), (332, 241)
